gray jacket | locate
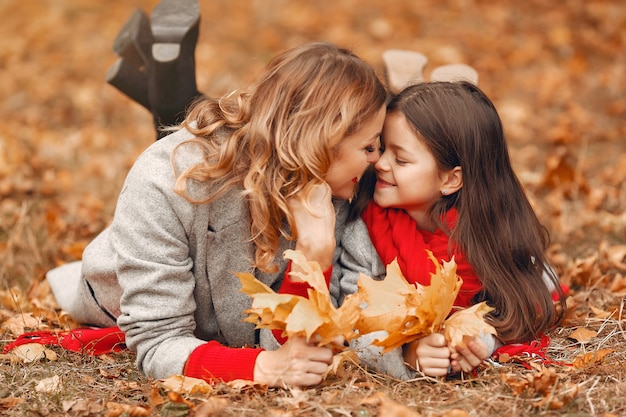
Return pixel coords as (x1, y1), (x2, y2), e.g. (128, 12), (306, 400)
(47, 127), (348, 379)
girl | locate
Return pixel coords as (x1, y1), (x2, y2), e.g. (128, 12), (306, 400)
(339, 81), (566, 379)
(46, 42), (387, 387)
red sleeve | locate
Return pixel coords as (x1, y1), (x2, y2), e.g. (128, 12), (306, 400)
(272, 261), (333, 344)
(184, 341), (263, 382)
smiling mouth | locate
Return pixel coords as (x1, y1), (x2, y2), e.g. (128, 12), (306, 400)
(376, 178), (394, 187)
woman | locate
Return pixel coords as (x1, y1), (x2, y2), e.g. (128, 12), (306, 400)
(47, 42), (387, 387)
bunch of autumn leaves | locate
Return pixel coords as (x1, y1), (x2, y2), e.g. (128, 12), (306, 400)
(238, 250), (496, 354)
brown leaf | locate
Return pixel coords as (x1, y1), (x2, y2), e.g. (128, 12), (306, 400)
(588, 304), (614, 319)
(501, 373), (530, 395)
(157, 375), (213, 395)
(572, 348), (614, 369)
(104, 402), (150, 417)
(568, 327), (597, 343)
(540, 146), (589, 197)
(7, 343), (57, 363)
(604, 244), (626, 271)
(527, 365), (578, 410)
(609, 273), (626, 296)
(226, 379), (268, 393)
(0, 398), (25, 409)
(193, 397), (229, 417)
(361, 392), (422, 417)
(1, 312), (46, 336)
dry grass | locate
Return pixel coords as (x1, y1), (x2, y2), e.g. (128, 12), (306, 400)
(1, 312), (626, 416)
(1, 0), (625, 416)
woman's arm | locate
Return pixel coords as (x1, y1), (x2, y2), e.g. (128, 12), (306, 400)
(111, 139), (209, 379)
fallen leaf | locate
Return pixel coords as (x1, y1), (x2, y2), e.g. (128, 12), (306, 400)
(602, 243), (626, 271)
(572, 348), (614, 369)
(433, 410), (471, 417)
(1, 312), (45, 336)
(62, 399), (105, 414)
(193, 397), (228, 417)
(8, 343), (57, 363)
(226, 379), (268, 393)
(105, 402), (151, 417)
(0, 398), (25, 409)
(157, 375), (213, 395)
(523, 365), (579, 410)
(35, 375), (61, 393)
(588, 304), (614, 319)
(609, 273), (626, 296)
(361, 392), (422, 417)
(568, 327), (597, 343)
(501, 373), (530, 395)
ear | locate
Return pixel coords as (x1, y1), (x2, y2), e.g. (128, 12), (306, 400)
(440, 166), (463, 196)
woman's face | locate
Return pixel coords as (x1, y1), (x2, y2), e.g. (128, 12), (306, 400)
(325, 105), (386, 200)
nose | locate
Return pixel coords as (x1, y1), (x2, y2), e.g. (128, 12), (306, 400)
(374, 151), (389, 171)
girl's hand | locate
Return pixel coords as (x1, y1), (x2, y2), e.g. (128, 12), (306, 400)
(449, 337), (490, 373)
(403, 333), (451, 377)
(254, 336), (334, 387)
(288, 182), (336, 271)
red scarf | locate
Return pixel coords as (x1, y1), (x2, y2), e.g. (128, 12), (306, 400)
(362, 202), (482, 307)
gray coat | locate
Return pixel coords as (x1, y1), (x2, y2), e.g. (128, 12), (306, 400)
(47, 127), (348, 379)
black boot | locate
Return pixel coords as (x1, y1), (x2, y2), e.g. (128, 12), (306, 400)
(105, 0), (203, 140)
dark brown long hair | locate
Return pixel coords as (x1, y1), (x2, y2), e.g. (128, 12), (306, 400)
(355, 81), (565, 343)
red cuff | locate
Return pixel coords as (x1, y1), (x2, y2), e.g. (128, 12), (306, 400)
(272, 262), (333, 344)
(184, 341), (263, 383)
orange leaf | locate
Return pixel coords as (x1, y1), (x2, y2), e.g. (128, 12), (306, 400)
(572, 348), (614, 369)
(443, 302), (497, 348)
(356, 251), (463, 352)
(238, 249), (361, 346)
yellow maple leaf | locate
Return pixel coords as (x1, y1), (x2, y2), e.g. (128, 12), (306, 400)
(356, 251), (463, 352)
(238, 249), (496, 355)
(442, 302), (497, 348)
(237, 249), (360, 346)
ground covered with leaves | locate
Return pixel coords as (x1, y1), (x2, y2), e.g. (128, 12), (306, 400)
(1, 0), (625, 416)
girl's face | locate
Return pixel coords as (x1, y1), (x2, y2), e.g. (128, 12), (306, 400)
(374, 112), (449, 227)
(325, 105), (386, 200)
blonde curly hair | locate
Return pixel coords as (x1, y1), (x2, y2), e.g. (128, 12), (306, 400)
(173, 42), (387, 271)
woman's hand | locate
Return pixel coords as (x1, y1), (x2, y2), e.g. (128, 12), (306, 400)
(403, 333), (451, 377)
(449, 337), (489, 373)
(253, 336), (334, 387)
(288, 182), (336, 271)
